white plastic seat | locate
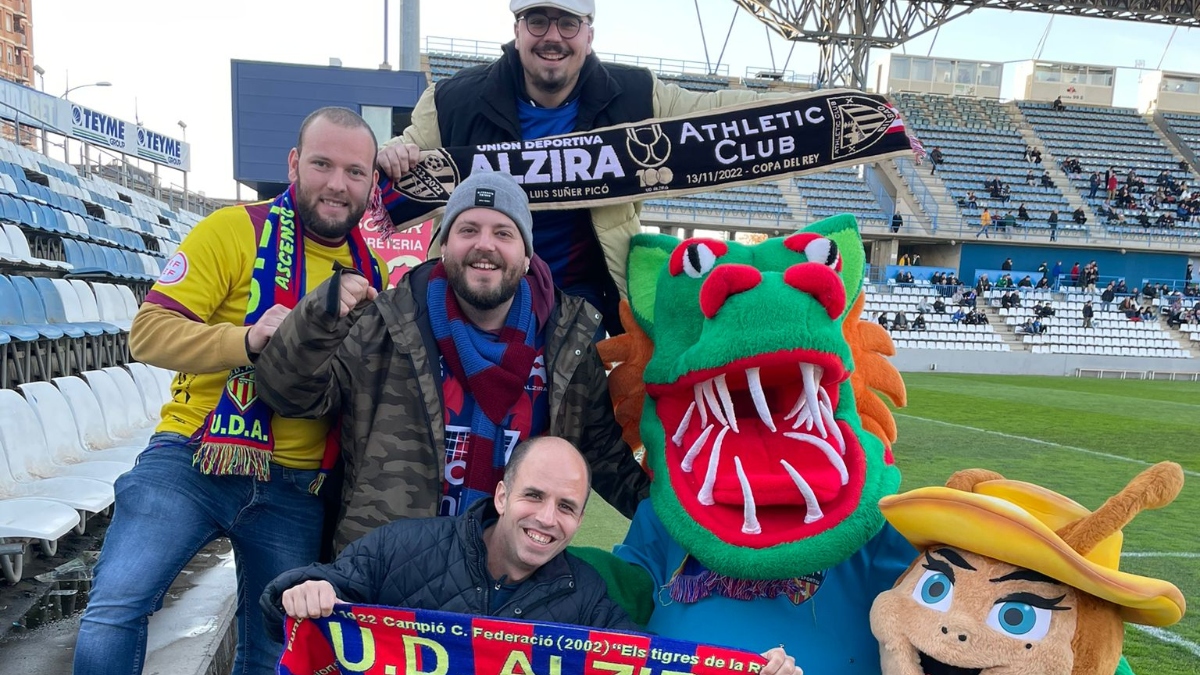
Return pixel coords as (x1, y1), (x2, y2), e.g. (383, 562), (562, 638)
(114, 285), (140, 319)
(79, 370), (154, 445)
(0, 498), (81, 541)
(53, 375), (147, 456)
(68, 279), (106, 323)
(101, 366), (156, 427)
(92, 284), (132, 331)
(0, 389), (127, 484)
(119, 363), (166, 423)
(18, 381), (142, 466)
(3, 222), (71, 270)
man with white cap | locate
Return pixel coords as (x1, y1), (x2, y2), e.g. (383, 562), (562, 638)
(255, 170), (650, 553)
(378, 0), (781, 340)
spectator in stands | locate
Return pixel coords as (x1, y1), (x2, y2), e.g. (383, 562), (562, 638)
(1101, 282), (1116, 310)
(976, 207), (993, 238)
(963, 289), (978, 308)
(1082, 300), (1094, 329)
(1051, 260), (1063, 283)
(1157, 212), (1175, 228)
(890, 212), (903, 233)
(1048, 209), (1059, 241)
(72, 108), (390, 675)
(910, 253), (922, 266)
(1114, 279), (1128, 295)
(1036, 276), (1051, 289)
(1072, 207), (1088, 225)
(877, 311), (889, 328)
(1167, 296), (1185, 328)
(1157, 169), (1172, 188)
(1025, 170), (1036, 186)
(1127, 169), (1146, 194)
(1000, 184), (1012, 203)
(1036, 302), (1056, 318)
(1036, 261), (1048, 275)
(1001, 257), (1013, 271)
(917, 297), (933, 314)
(1017, 203), (1030, 221)
(976, 274), (992, 293)
(1088, 172), (1102, 199)
(996, 274), (1013, 289)
(1061, 157), (1082, 176)
(912, 312), (927, 331)
(1000, 291), (1015, 309)
(1140, 304), (1156, 321)
(1188, 262), (1194, 283)
(1052, 96), (1066, 112)
(1137, 209), (1152, 228)
(1032, 317), (1046, 334)
(892, 311), (909, 331)
(929, 146), (944, 175)
(376, 0), (804, 339)
(1070, 262), (1081, 286)
(1016, 318), (1037, 335)
(1084, 261), (1099, 292)
(1179, 159), (1190, 173)
(1119, 296), (1138, 319)
(966, 190), (978, 208)
(1106, 170), (1118, 201)
(1018, 275), (1033, 288)
(933, 297), (946, 314)
(964, 309), (987, 326)
(999, 210), (1015, 231)
(898, 253), (910, 266)
(1010, 290), (1022, 307)
(951, 308), (966, 324)
(931, 271), (944, 286)
(1040, 171), (1054, 189)
(1142, 281), (1157, 300)
(1025, 146), (1042, 164)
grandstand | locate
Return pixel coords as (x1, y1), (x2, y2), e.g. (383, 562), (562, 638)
(0, 123), (201, 585)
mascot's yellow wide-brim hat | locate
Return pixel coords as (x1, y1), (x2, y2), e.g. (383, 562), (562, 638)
(879, 464), (1186, 627)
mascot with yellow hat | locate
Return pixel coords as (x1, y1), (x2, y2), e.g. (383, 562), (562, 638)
(870, 462), (1186, 675)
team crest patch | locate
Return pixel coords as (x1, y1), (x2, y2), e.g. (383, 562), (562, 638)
(225, 367), (258, 414)
(828, 95), (898, 161)
(158, 252), (188, 285)
(394, 149), (461, 203)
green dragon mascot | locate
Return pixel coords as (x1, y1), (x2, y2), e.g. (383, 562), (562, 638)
(580, 215), (917, 673)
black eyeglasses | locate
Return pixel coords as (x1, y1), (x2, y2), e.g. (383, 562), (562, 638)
(520, 12), (587, 39)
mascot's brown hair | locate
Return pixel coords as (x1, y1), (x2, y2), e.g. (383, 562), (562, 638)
(870, 462), (1186, 675)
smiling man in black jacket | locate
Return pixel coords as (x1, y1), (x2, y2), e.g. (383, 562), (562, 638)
(261, 436), (629, 635)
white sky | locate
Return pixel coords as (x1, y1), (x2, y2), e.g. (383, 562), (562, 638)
(33, 0), (1200, 200)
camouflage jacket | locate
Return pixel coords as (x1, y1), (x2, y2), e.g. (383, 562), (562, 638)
(256, 260), (650, 552)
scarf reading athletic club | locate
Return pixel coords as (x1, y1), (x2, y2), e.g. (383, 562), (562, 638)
(279, 605), (766, 675)
(193, 185), (383, 494)
(374, 88), (922, 235)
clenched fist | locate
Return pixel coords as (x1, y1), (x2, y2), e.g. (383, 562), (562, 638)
(377, 142), (422, 179)
(246, 304), (292, 354)
(281, 580), (344, 620)
(338, 273), (379, 317)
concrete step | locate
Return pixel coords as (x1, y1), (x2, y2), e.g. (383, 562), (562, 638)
(1166, 325), (1200, 356)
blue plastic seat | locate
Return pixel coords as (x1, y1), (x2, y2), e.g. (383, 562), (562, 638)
(32, 277), (105, 337)
(12, 276), (78, 339)
(0, 275), (42, 342)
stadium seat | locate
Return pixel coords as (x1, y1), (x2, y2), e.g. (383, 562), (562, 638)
(0, 497), (81, 556)
(79, 369), (154, 447)
(52, 375), (146, 458)
(2, 222), (69, 270)
(19, 381), (141, 467)
(0, 389), (126, 483)
(101, 366), (157, 427)
(124, 361), (167, 421)
(92, 283), (133, 331)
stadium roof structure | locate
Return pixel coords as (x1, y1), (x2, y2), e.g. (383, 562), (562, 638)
(734, 0), (1200, 89)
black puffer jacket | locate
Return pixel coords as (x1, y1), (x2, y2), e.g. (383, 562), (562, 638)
(260, 499), (637, 641)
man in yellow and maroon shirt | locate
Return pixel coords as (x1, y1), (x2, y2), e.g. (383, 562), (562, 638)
(73, 107), (387, 675)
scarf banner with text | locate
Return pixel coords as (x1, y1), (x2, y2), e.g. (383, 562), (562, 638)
(278, 605), (766, 675)
(377, 88), (921, 235)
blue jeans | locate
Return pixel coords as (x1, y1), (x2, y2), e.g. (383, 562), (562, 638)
(74, 433), (324, 675)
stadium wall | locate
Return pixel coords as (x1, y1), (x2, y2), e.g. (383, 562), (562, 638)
(230, 60), (426, 196)
(891, 349), (1200, 377)
(958, 244), (1188, 284)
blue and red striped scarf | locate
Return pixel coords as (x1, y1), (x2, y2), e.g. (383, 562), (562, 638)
(193, 185), (383, 494)
(427, 261), (538, 499)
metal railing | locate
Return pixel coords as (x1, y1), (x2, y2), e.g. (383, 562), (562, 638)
(863, 164), (896, 222)
(424, 36), (730, 76)
(894, 157), (940, 231)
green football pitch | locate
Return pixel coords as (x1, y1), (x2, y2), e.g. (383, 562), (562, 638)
(574, 373), (1200, 674)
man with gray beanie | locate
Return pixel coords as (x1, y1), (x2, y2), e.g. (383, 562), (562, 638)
(255, 170), (650, 554)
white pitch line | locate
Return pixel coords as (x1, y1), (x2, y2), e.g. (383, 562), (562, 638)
(1131, 625), (1200, 660)
(1121, 552), (1200, 559)
(894, 414), (1200, 479)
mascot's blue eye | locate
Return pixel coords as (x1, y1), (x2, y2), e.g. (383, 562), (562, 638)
(987, 602), (1053, 641)
(911, 569), (954, 612)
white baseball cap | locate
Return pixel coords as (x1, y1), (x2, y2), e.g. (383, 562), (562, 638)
(510, 0), (595, 20)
